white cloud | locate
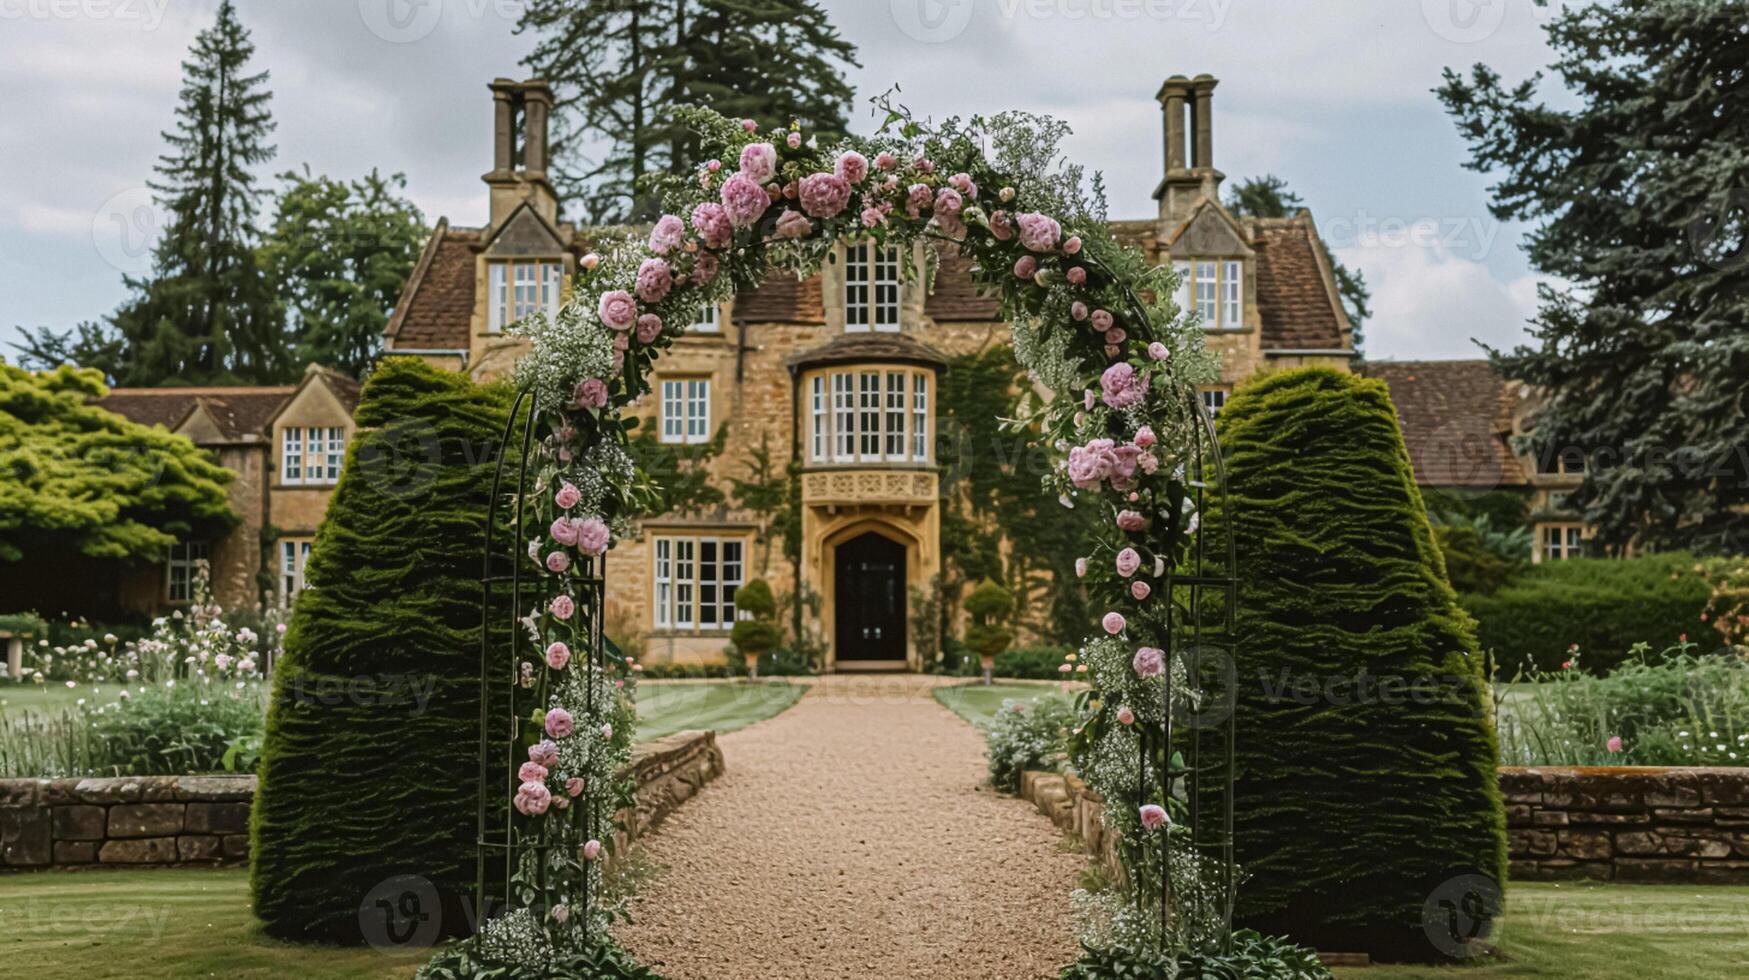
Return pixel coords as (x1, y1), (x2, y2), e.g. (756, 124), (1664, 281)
(1342, 240), (1543, 360)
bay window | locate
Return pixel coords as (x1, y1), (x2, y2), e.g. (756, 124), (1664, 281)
(806, 368), (932, 464)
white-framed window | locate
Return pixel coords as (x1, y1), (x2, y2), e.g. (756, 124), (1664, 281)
(487, 259), (565, 331)
(280, 426), (346, 486)
(651, 534), (745, 632)
(165, 540), (209, 603)
(1540, 523), (1587, 562)
(280, 538), (313, 606)
(1201, 387), (1229, 420)
(1175, 258), (1243, 329)
(844, 243), (901, 332)
(691, 302), (721, 333)
(659, 378), (711, 444)
(807, 368), (932, 464)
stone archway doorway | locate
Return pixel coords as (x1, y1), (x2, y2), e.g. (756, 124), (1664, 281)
(832, 531), (907, 669)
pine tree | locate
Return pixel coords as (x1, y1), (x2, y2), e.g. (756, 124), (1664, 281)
(110, 0), (280, 385)
(1225, 174), (1372, 351)
(1437, 0), (1749, 555)
(518, 0), (857, 222)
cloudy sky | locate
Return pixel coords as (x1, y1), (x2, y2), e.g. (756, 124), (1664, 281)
(0, 0), (1565, 362)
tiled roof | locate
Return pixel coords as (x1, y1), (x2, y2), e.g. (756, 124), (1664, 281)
(1251, 217), (1347, 350)
(99, 387), (298, 443)
(386, 220), (480, 351)
(734, 271), (825, 324)
(784, 331), (948, 370)
(924, 247), (1003, 322)
(1366, 359), (1526, 488)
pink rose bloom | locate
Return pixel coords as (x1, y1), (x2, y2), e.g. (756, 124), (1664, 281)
(518, 762), (548, 784)
(691, 202), (733, 249)
(1131, 580), (1152, 601)
(550, 517), (580, 546)
(1116, 547), (1142, 577)
(707, 159), (721, 172)
(799, 172), (851, 218)
(692, 251), (719, 285)
(1106, 328), (1127, 346)
(1110, 444), (1142, 488)
(741, 119), (758, 132)
(1116, 705), (1135, 726)
(1013, 255), (1038, 280)
(860, 207), (886, 228)
(905, 183), (933, 217)
(554, 482), (580, 509)
(720, 173), (769, 226)
(550, 594), (575, 620)
(514, 780), (551, 816)
(934, 186), (963, 216)
(1139, 451), (1159, 475)
(1148, 342), (1171, 361)
(583, 839), (603, 861)
(1117, 510), (1147, 531)
(576, 517), (611, 556)
(1101, 362), (1150, 409)
(1017, 211), (1062, 252)
(914, 157), (935, 173)
(786, 131), (802, 149)
(635, 257), (673, 303)
(1090, 309), (1114, 332)
(546, 641), (571, 670)
(545, 551), (570, 573)
(1075, 557), (1088, 578)
(1608, 736), (1624, 753)
(599, 290), (637, 331)
(649, 214), (685, 254)
(739, 142), (778, 182)
(1067, 438), (1118, 489)
(551, 905), (569, 923)
(990, 210), (1014, 241)
(1067, 266), (1087, 285)
(948, 172), (977, 197)
(581, 253), (600, 271)
(529, 740), (558, 767)
(874, 151), (897, 170)
(612, 332), (629, 352)
(574, 378), (608, 409)
(1068, 302), (1089, 322)
(1103, 611), (1126, 635)
(1134, 426), (1157, 448)
(636, 313), (663, 345)
(1133, 646), (1165, 677)
(1140, 803), (1169, 831)
(566, 776), (585, 797)
(774, 209), (812, 239)
(1064, 235), (1083, 254)
(544, 707), (574, 739)
(835, 151), (868, 183)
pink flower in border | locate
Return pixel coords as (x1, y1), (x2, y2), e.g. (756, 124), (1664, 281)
(835, 150), (869, 183)
(1116, 510), (1147, 531)
(1105, 328), (1127, 346)
(1071, 301), (1089, 321)
(554, 483), (580, 510)
(860, 207), (886, 229)
(799, 172), (852, 218)
(635, 313), (663, 345)
(529, 740), (559, 767)
(1102, 611), (1126, 635)
(934, 186), (964, 217)
(1083, 389), (1096, 411)
(550, 594), (575, 620)
(1139, 804), (1169, 831)
(598, 290), (637, 331)
(518, 762), (548, 784)
(551, 905), (569, 923)
(544, 707), (575, 739)
(583, 839), (603, 861)
(874, 151), (897, 170)
(739, 142), (778, 182)
(1116, 547), (1142, 577)
(741, 119), (758, 133)
(1064, 235), (1083, 254)
(574, 378), (608, 410)
(1116, 706), (1135, 726)
(514, 780), (551, 816)
(691, 202), (733, 249)
(786, 131), (803, 149)
(693, 251), (720, 285)
(1608, 736), (1624, 754)
(1148, 341), (1171, 361)
(1067, 438), (1119, 489)
(1013, 255), (1038, 280)
(1090, 309), (1114, 332)
(613, 332), (630, 352)
(1016, 211), (1062, 252)
(990, 210), (1014, 241)
(1067, 266), (1087, 285)
(1131, 580), (1152, 601)
(600, 723), (614, 740)
(545, 551), (570, 573)
(774, 209), (812, 239)
(1134, 426), (1157, 449)
(648, 214), (685, 254)
(906, 183), (933, 218)
(575, 517), (610, 556)
(1133, 646), (1165, 677)
(635, 257), (673, 303)
(566, 776), (585, 797)
(1075, 557), (1089, 578)
(720, 173), (769, 226)
(546, 641), (571, 671)
(948, 172), (977, 198)
(1101, 362), (1150, 409)
(550, 517), (580, 546)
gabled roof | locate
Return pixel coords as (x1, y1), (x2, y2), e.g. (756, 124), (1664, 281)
(384, 218), (481, 352)
(98, 386), (299, 443)
(1366, 359), (1527, 488)
(1251, 216), (1350, 351)
(924, 246), (1003, 322)
(733, 271), (826, 324)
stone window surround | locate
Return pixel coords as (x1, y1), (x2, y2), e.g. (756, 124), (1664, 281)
(648, 528), (752, 636)
(800, 364), (933, 467)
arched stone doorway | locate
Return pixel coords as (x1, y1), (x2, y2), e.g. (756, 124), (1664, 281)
(833, 531), (907, 666)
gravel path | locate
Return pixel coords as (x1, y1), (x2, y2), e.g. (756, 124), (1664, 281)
(616, 675), (1083, 979)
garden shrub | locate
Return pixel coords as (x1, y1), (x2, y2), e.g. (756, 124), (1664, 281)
(982, 695), (1073, 792)
(251, 358), (516, 943)
(1057, 930), (1330, 979)
(964, 578), (1016, 681)
(1219, 368), (1505, 961)
(1460, 552), (1711, 672)
(994, 644), (1073, 679)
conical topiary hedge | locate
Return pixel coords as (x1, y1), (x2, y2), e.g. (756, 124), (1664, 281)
(251, 357), (516, 943)
(1220, 367), (1505, 960)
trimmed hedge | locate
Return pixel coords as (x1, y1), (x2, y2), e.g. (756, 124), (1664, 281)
(250, 358), (515, 943)
(1221, 368), (1505, 961)
(1460, 553), (1711, 673)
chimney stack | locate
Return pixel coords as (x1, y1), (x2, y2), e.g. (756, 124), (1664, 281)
(485, 78), (558, 228)
(1153, 73), (1224, 228)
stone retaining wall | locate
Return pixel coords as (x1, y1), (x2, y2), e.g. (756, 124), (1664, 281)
(1502, 766), (1749, 883)
(1019, 770), (1122, 881)
(0, 730), (724, 871)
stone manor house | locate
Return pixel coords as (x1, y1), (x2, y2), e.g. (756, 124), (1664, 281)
(93, 75), (1590, 661)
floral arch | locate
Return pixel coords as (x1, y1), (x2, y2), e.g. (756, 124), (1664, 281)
(421, 103), (1237, 978)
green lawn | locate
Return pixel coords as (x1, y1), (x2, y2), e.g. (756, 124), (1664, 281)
(0, 680), (115, 715)
(934, 681), (1074, 728)
(633, 680), (806, 741)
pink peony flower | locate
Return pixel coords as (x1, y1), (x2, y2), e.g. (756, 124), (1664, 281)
(860, 207), (886, 228)
(1116, 705), (1136, 726)
(1064, 235), (1083, 254)
(1103, 611), (1126, 635)
(1608, 735), (1624, 754)
(1148, 342), (1170, 361)
(1067, 438), (1119, 489)
(636, 313), (663, 345)
(554, 482), (580, 510)
(514, 780), (551, 816)
(574, 378), (608, 409)
(949, 172), (977, 197)
(1100, 362), (1150, 409)
(1139, 803), (1169, 831)
(635, 257), (673, 303)
(1071, 301), (1089, 321)
(914, 157), (935, 173)
(691, 202), (733, 249)
(1017, 212), (1062, 252)
(581, 252), (600, 271)
(774, 209), (812, 239)
(649, 214), (685, 254)
(798, 172), (852, 218)
(550, 517), (580, 546)
(575, 517), (610, 556)
(544, 707), (574, 739)
(1133, 646), (1165, 677)
(529, 740), (559, 767)
(739, 142), (778, 182)
(694, 252), (720, 287)
(598, 290), (637, 331)
(550, 594), (575, 620)
(741, 119), (758, 132)
(1131, 580), (1152, 601)
(546, 641), (571, 671)
(1013, 255), (1038, 280)
(720, 173), (769, 226)
(873, 151), (897, 170)
(1090, 309), (1114, 332)
(518, 762), (548, 783)
(1105, 327), (1127, 346)
(1134, 426), (1157, 448)
(934, 186), (963, 216)
(1117, 510), (1147, 531)
(551, 905), (569, 923)
(1074, 557), (1089, 579)
(786, 131), (802, 149)
(1116, 547), (1142, 577)
(613, 332), (630, 352)
(835, 150), (869, 183)
(1067, 266), (1087, 285)
(906, 183), (933, 217)
(566, 776), (585, 797)
(583, 839), (603, 861)
(990, 210), (1014, 241)
(545, 551), (570, 573)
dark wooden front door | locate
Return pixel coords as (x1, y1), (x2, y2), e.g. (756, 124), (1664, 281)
(834, 532), (906, 663)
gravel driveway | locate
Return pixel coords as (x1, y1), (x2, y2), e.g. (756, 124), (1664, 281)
(616, 675), (1083, 979)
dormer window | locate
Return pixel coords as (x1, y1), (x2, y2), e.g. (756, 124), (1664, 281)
(845, 243), (900, 333)
(487, 259), (565, 331)
(1175, 258), (1243, 330)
